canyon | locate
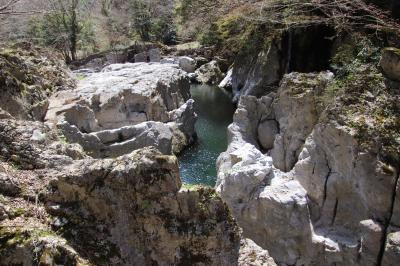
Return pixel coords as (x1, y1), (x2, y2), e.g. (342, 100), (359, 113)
(1, 14), (400, 266)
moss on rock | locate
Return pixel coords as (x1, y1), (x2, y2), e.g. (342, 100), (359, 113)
(323, 36), (400, 166)
(0, 42), (76, 120)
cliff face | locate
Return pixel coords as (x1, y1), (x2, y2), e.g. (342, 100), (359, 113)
(228, 25), (336, 102)
(216, 31), (400, 265)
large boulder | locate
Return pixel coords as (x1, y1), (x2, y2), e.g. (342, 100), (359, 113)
(46, 63), (196, 157)
(45, 147), (241, 265)
(148, 48), (161, 62)
(160, 56), (197, 73)
(195, 60), (224, 85)
(134, 49), (162, 63)
(178, 56), (196, 73)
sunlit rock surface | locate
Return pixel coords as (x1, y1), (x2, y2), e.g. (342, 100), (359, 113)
(46, 63), (196, 157)
(217, 71), (400, 265)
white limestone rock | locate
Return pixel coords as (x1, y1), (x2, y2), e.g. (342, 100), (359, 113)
(219, 69), (233, 90)
(239, 238), (277, 266)
(178, 56), (196, 73)
(216, 71), (399, 265)
(257, 120), (278, 150)
(46, 63), (196, 157)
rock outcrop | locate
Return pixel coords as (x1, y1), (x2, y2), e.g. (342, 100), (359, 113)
(46, 62), (196, 157)
(0, 118), (242, 265)
(239, 238), (277, 266)
(0, 43), (75, 121)
(217, 70), (400, 265)
(230, 41), (283, 101)
(160, 56), (197, 73)
(45, 147), (241, 265)
(0, 119), (86, 170)
(177, 56), (197, 73)
(226, 25), (335, 102)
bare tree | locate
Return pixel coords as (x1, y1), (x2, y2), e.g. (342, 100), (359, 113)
(41, 0), (96, 62)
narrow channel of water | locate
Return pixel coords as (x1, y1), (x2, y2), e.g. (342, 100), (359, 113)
(179, 84), (236, 186)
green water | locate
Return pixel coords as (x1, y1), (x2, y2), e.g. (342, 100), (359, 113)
(179, 84), (236, 186)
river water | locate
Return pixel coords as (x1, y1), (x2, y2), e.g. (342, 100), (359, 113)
(179, 84), (236, 186)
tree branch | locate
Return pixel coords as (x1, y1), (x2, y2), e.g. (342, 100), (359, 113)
(0, 0), (20, 13)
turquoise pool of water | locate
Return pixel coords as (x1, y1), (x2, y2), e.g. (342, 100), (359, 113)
(179, 84), (236, 186)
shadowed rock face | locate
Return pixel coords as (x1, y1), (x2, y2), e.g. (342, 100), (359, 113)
(46, 63), (197, 158)
(228, 25), (335, 102)
(217, 71), (400, 265)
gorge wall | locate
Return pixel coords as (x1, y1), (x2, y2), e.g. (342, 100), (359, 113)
(216, 27), (400, 265)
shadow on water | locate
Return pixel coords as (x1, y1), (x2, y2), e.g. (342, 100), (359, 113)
(179, 84), (236, 186)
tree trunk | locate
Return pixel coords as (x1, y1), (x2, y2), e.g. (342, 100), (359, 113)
(69, 0), (79, 61)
